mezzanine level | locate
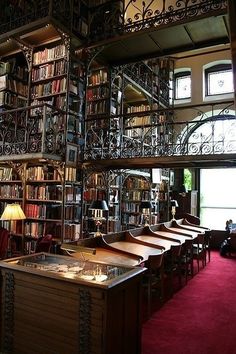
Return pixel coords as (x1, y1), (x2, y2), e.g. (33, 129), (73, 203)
(1, 101), (235, 169)
(0, 1), (229, 65)
(83, 100), (236, 169)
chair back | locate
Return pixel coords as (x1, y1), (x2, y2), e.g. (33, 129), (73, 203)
(35, 234), (53, 253)
(0, 227), (9, 259)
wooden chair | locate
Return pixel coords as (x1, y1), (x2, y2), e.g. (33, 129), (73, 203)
(142, 253), (164, 318)
(180, 239), (194, 284)
(192, 234), (207, 272)
(164, 244), (182, 298)
(0, 227), (9, 259)
(35, 234), (53, 253)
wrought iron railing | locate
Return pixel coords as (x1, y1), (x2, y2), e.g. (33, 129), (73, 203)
(88, 0), (227, 42)
(83, 102), (236, 161)
(0, 0), (86, 37)
(0, 104), (65, 159)
(0, 1), (227, 44)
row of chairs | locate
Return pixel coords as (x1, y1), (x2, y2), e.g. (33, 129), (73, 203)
(142, 229), (211, 318)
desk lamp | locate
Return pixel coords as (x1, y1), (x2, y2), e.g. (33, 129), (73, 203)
(170, 200), (179, 220)
(0, 203), (26, 256)
(140, 201), (152, 226)
(89, 200), (108, 237)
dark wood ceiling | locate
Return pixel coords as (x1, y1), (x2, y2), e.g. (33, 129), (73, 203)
(92, 12), (229, 65)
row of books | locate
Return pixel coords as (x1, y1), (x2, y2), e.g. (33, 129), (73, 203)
(124, 127), (155, 138)
(64, 223), (81, 241)
(0, 60), (28, 80)
(125, 115), (152, 127)
(0, 75), (28, 96)
(25, 226), (80, 245)
(86, 86), (109, 100)
(32, 60), (67, 82)
(121, 202), (143, 213)
(86, 173), (104, 187)
(64, 205), (81, 221)
(0, 91), (27, 107)
(65, 186), (81, 202)
(26, 185), (63, 201)
(31, 96), (67, 112)
(122, 214), (142, 225)
(25, 204), (62, 219)
(122, 189), (150, 201)
(31, 78), (67, 98)
(124, 177), (150, 189)
(0, 185), (23, 198)
(88, 70), (108, 86)
(0, 168), (13, 181)
(26, 166), (60, 181)
(83, 189), (106, 201)
(87, 99), (109, 115)
(126, 103), (151, 114)
(26, 166), (78, 182)
(25, 222), (45, 238)
(33, 44), (66, 65)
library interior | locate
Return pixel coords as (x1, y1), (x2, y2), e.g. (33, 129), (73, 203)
(0, 1), (235, 353)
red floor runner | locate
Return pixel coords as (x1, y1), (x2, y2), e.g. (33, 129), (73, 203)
(142, 251), (236, 354)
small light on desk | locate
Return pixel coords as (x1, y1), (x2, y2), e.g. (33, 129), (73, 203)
(89, 200), (108, 237)
(170, 200), (179, 220)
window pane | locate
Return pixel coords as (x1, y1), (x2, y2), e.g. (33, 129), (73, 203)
(200, 168), (236, 229)
(208, 70), (233, 95)
(175, 76), (191, 99)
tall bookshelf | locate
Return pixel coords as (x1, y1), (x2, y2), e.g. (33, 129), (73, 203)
(121, 172), (151, 229)
(0, 21), (86, 254)
(0, 53), (28, 110)
(122, 58), (174, 155)
(82, 170), (122, 236)
(0, 163), (82, 254)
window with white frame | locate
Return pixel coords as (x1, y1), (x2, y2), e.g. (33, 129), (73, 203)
(205, 64), (233, 96)
(174, 71), (191, 100)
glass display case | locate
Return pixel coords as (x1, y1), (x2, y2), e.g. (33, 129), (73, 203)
(0, 253), (145, 354)
(9, 252), (138, 285)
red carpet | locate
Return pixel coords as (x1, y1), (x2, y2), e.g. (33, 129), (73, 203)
(142, 251), (236, 354)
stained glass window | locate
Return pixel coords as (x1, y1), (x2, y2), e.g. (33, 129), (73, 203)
(206, 64), (233, 96)
(175, 72), (191, 99)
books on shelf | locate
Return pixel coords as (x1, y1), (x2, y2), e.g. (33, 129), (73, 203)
(33, 44), (66, 65)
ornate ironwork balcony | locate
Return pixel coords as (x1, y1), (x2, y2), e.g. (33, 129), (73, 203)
(0, 0), (87, 37)
(88, 0), (227, 43)
(83, 102), (236, 161)
(0, 104), (65, 160)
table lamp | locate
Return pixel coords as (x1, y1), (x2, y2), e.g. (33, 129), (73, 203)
(170, 200), (179, 220)
(0, 203), (26, 256)
(140, 201), (152, 226)
(89, 200), (108, 237)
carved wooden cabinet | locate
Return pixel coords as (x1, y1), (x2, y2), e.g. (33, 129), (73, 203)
(0, 253), (144, 354)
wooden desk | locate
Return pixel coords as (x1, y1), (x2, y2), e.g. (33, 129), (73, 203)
(72, 247), (141, 266)
(176, 224), (207, 233)
(152, 230), (193, 243)
(165, 226), (200, 238)
(107, 241), (163, 262)
(131, 234), (180, 252)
